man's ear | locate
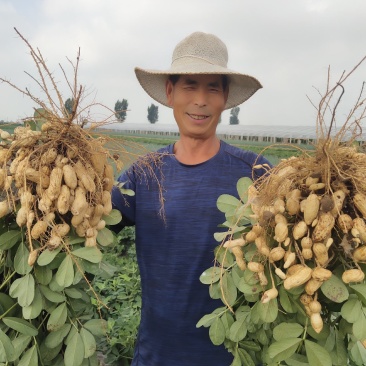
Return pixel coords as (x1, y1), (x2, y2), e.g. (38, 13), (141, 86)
(165, 80), (174, 107)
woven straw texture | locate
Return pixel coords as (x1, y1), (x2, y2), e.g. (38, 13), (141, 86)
(135, 32), (262, 109)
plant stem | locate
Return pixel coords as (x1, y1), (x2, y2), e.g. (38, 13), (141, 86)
(0, 271), (16, 291)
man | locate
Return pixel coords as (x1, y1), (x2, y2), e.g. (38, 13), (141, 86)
(112, 31), (269, 366)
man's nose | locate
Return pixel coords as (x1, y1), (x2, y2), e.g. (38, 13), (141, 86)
(194, 88), (208, 107)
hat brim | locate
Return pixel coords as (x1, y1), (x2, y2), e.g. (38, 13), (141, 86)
(135, 64), (262, 110)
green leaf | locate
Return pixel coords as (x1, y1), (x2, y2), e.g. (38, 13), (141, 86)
(2, 317), (38, 336)
(116, 181), (135, 196)
(279, 285), (296, 313)
(350, 341), (366, 366)
(323, 327), (335, 353)
(217, 194), (241, 213)
(235, 305), (251, 320)
(72, 247), (102, 263)
(221, 312), (234, 337)
(239, 340), (261, 352)
(273, 322), (303, 341)
(49, 276), (65, 292)
(18, 344), (38, 366)
(96, 260), (117, 279)
(220, 272), (237, 307)
(47, 302), (67, 332)
(237, 278), (262, 295)
(320, 274), (349, 303)
(214, 245), (234, 267)
(249, 301), (261, 324)
(37, 247), (61, 266)
(22, 286), (43, 319)
(83, 319), (108, 337)
(196, 313), (219, 328)
(209, 282), (221, 299)
(243, 267), (260, 285)
(214, 231), (228, 242)
(0, 293), (16, 317)
(0, 230), (21, 250)
(55, 356), (66, 366)
(68, 236), (86, 245)
(236, 177), (253, 202)
(231, 350), (242, 366)
(0, 328), (15, 362)
(39, 341), (62, 363)
(209, 317), (225, 346)
(304, 339), (332, 366)
(12, 335), (32, 361)
(9, 274), (35, 307)
(238, 348), (255, 366)
(231, 264), (244, 287)
(45, 323), (71, 348)
(199, 267), (222, 284)
(80, 328), (96, 358)
(285, 353), (310, 366)
(339, 318), (352, 337)
(306, 322), (330, 342)
(258, 298), (278, 323)
(64, 332), (84, 366)
(64, 326), (78, 346)
(236, 204), (253, 223)
(39, 284), (65, 303)
(56, 255), (74, 288)
(229, 316), (247, 342)
(102, 209), (122, 225)
(96, 227), (115, 246)
(353, 310), (366, 340)
(341, 298), (362, 323)
(268, 338), (302, 362)
(34, 265), (53, 285)
(86, 352), (99, 366)
(14, 243), (32, 275)
(64, 288), (83, 299)
(330, 330), (347, 366)
(350, 284), (366, 305)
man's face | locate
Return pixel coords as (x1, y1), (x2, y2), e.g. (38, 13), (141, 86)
(165, 74), (228, 140)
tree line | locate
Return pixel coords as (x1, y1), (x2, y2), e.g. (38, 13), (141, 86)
(64, 98), (242, 125)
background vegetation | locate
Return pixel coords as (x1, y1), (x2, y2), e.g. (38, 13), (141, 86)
(92, 227), (140, 366)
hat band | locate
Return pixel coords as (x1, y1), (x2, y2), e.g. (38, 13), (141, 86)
(172, 55), (227, 68)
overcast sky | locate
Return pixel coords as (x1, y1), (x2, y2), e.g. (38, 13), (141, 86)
(0, 0), (365, 128)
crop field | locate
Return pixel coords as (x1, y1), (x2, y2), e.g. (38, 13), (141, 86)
(104, 131), (315, 170)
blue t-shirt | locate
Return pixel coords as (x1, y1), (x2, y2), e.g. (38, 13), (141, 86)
(111, 141), (269, 366)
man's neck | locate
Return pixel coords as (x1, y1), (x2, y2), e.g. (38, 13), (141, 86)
(173, 136), (221, 165)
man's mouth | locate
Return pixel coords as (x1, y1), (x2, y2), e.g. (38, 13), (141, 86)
(188, 113), (209, 120)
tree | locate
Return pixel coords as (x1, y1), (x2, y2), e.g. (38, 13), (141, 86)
(147, 103), (159, 124)
(64, 98), (74, 116)
(115, 99), (128, 122)
(229, 107), (240, 125)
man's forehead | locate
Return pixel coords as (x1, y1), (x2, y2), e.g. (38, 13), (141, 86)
(180, 74), (223, 84)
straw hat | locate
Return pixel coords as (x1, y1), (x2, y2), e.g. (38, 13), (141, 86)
(135, 31), (262, 110)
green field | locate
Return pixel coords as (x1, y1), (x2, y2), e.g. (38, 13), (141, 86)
(107, 132), (315, 167)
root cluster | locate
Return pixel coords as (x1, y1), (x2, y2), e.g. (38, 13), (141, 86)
(0, 118), (116, 263)
(225, 58), (366, 334)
